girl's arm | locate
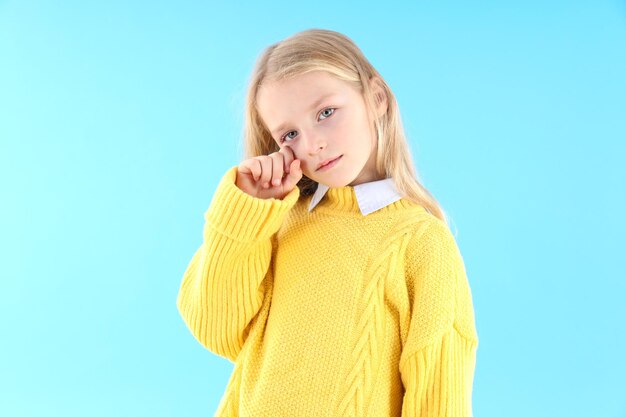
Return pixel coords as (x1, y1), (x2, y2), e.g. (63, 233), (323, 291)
(399, 219), (479, 417)
(176, 165), (300, 362)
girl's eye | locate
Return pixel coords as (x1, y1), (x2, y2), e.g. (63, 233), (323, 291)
(279, 107), (336, 144)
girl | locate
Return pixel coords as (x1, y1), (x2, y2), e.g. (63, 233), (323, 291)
(176, 28), (479, 417)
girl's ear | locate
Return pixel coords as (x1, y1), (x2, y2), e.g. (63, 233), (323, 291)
(369, 76), (388, 120)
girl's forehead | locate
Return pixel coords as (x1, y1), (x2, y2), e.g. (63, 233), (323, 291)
(260, 71), (352, 97)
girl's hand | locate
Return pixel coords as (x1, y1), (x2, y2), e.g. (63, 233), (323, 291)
(235, 146), (303, 200)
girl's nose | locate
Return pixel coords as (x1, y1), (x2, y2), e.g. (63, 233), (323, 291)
(302, 132), (326, 155)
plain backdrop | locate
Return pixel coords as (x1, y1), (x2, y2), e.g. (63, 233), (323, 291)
(1, 1), (625, 416)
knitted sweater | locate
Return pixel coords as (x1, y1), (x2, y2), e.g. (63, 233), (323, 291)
(176, 165), (479, 417)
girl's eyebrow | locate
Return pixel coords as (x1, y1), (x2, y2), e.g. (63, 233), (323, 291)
(270, 93), (338, 135)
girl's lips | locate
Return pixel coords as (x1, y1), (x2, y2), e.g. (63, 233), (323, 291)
(316, 155), (342, 171)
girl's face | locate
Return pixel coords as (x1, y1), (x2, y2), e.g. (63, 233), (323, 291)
(257, 70), (385, 187)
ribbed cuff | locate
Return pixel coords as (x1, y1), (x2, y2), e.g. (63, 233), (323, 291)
(400, 325), (478, 417)
(204, 165), (300, 242)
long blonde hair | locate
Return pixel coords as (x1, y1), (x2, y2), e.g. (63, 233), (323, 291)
(238, 28), (449, 226)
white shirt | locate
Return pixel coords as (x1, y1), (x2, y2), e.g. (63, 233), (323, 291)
(308, 178), (404, 216)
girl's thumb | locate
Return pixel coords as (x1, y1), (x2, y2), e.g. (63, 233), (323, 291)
(288, 159), (300, 173)
(285, 159), (302, 188)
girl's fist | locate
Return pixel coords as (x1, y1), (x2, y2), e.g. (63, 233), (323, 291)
(235, 146), (303, 200)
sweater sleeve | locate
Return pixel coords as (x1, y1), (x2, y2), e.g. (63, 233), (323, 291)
(176, 165), (300, 362)
(399, 219), (479, 417)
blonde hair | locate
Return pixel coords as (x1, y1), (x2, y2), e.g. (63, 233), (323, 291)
(238, 28), (450, 226)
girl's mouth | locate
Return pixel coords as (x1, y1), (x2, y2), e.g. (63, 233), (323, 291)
(316, 155), (343, 171)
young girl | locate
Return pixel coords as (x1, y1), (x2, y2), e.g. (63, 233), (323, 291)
(176, 28), (479, 417)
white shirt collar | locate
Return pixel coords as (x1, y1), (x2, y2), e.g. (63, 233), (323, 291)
(308, 177), (403, 216)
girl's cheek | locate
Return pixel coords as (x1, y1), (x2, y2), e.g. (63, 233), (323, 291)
(325, 113), (344, 134)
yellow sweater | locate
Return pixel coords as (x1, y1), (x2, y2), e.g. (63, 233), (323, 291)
(176, 165), (479, 417)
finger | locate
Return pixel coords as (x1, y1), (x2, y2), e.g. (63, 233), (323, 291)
(279, 147), (295, 174)
(283, 159), (302, 190)
(239, 159), (262, 182)
(269, 152), (284, 187)
(276, 149), (291, 176)
(258, 156), (273, 188)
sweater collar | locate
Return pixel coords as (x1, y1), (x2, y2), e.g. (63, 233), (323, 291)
(307, 177), (404, 216)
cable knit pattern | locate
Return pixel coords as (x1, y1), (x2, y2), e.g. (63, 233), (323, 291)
(333, 214), (423, 417)
(176, 165), (479, 417)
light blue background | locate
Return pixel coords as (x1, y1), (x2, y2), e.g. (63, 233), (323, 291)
(1, 1), (625, 416)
